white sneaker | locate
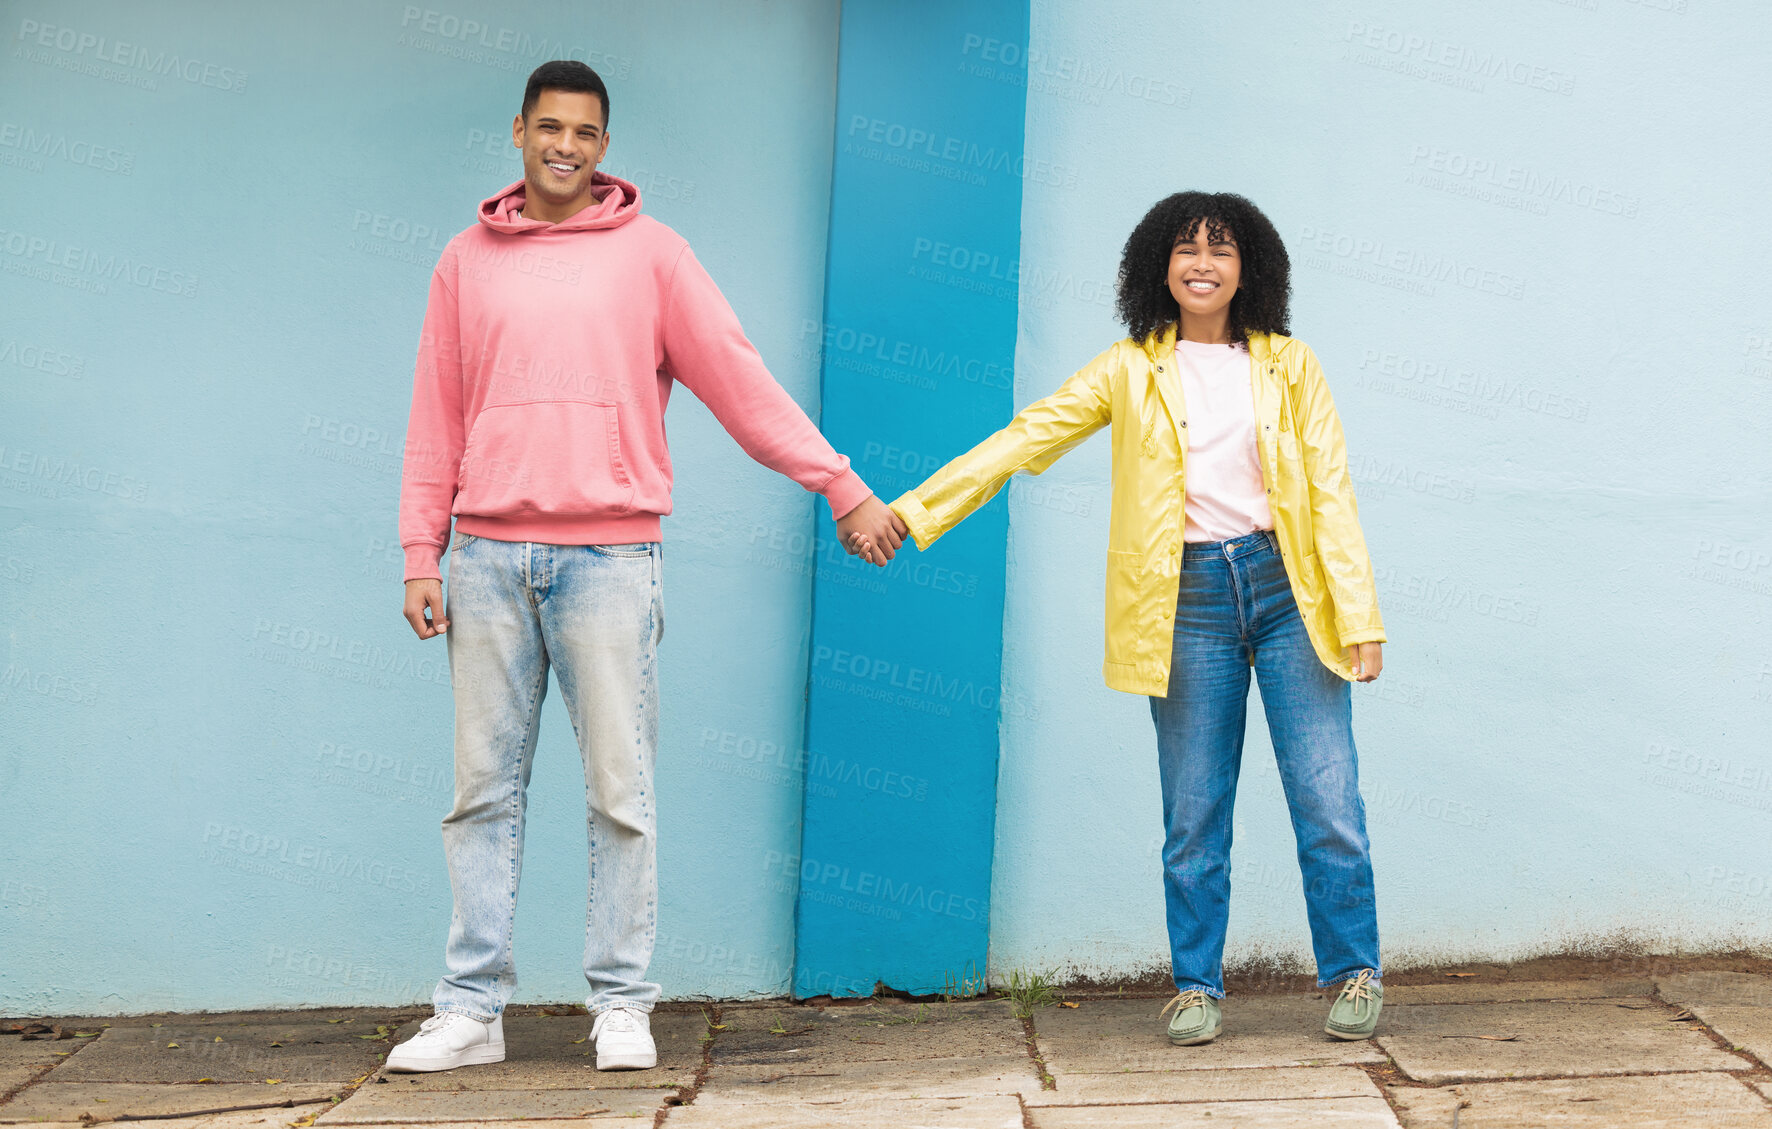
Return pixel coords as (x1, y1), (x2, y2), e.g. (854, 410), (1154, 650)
(590, 1007), (656, 1070)
(384, 1012), (506, 1072)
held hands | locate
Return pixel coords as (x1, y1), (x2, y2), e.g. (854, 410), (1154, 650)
(837, 495), (909, 566)
(1346, 642), (1382, 682)
(404, 579), (448, 639)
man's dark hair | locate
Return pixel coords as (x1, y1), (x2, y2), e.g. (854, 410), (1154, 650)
(521, 60), (609, 126)
(1116, 191), (1291, 345)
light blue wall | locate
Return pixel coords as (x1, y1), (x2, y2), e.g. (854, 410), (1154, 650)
(987, 0), (1772, 982)
(0, 0), (839, 1014)
(6, 0), (1770, 1016)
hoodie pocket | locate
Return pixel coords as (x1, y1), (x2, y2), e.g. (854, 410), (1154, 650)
(457, 400), (634, 517)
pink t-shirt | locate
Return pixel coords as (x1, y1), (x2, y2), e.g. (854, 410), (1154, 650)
(1173, 338), (1274, 543)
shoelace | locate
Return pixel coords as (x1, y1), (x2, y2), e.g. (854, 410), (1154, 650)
(417, 1013), (464, 1035)
(1159, 989), (1211, 1020)
(599, 1008), (640, 1034)
(1338, 969), (1376, 1006)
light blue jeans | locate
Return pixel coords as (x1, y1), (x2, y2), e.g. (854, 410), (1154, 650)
(433, 532), (663, 1020)
(1150, 528), (1380, 999)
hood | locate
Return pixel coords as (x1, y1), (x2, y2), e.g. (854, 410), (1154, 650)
(477, 171), (642, 234)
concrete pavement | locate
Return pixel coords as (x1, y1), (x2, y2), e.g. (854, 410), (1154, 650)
(7, 969), (1772, 1127)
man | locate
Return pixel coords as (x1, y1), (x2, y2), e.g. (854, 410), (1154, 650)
(389, 60), (906, 1074)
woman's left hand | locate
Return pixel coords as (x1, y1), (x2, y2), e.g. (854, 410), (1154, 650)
(1346, 642), (1382, 682)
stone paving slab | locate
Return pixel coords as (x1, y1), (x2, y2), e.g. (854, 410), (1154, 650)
(0, 1037), (75, 1096)
(373, 1013), (700, 1088)
(313, 1084), (666, 1122)
(1387, 1072), (1772, 1128)
(50, 1022), (389, 1083)
(1029, 1095), (1402, 1127)
(45, 1009), (411, 1029)
(1688, 1005), (1772, 1067)
(701, 1054), (1038, 1101)
(1033, 997), (1385, 1073)
(1376, 999), (1744, 1083)
(713, 1000), (1025, 1066)
(0, 1113), (331, 1129)
(97, 1020), (398, 1045)
(1382, 978), (1653, 1005)
(1024, 1064), (1381, 1106)
(305, 1123), (625, 1129)
(0, 1081), (338, 1122)
(1659, 971), (1772, 1008)
(666, 1093), (1026, 1128)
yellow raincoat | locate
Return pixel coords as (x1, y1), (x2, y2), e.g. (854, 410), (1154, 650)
(889, 325), (1385, 695)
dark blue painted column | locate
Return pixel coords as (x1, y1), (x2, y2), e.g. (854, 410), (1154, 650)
(794, 0), (1030, 997)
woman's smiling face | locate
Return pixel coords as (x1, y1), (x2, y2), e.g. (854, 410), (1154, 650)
(1167, 221), (1241, 324)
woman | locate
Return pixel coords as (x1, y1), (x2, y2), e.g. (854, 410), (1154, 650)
(852, 192), (1387, 1045)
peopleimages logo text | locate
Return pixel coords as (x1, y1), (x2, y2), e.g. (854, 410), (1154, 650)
(15, 19), (248, 92)
(846, 116), (1073, 187)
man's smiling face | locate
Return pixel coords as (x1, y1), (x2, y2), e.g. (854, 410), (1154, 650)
(512, 88), (610, 217)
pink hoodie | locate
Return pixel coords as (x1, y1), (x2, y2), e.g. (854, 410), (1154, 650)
(397, 173), (872, 581)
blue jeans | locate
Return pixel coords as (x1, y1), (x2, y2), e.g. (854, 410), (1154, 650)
(1149, 528), (1380, 998)
(433, 532), (664, 1020)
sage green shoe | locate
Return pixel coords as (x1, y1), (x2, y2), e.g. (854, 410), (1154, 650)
(1161, 989), (1222, 1046)
(1325, 969), (1382, 1040)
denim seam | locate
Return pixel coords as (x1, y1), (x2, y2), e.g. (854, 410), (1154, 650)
(502, 619), (547, 998)
(638, 588), (660, 997)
